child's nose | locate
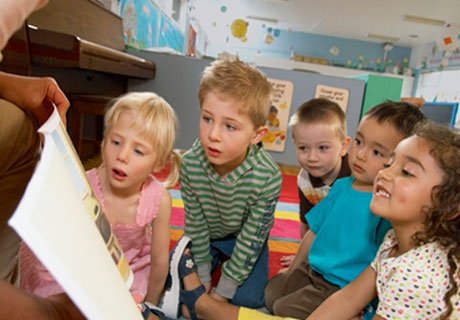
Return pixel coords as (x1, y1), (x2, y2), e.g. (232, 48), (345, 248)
(117, 146), (129, 163)
(208, 125), (221, 141)
(356, 148), (366, 161)
(307, 150), (318, 161)
(377, 166), (392, 181)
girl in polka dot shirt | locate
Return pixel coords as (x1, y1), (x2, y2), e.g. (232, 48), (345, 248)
(308, 122), (460, 320)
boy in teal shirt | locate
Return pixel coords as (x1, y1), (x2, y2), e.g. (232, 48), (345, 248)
(265, 101), (426, 319)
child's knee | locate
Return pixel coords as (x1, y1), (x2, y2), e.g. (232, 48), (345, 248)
(264, 277), (283, 311)
(232, 290), (265, 309)
(272, 299), (293, 318)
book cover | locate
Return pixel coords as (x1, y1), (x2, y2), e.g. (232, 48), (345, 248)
(9, 108), (142, 319)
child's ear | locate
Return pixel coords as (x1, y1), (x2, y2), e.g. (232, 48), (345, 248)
(252, 126), (268, 144)
(340, 136), (352, 156)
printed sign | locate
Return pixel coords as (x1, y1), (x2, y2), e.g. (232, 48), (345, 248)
(263, 78), (294, 152)
(314, 84), (349, 112)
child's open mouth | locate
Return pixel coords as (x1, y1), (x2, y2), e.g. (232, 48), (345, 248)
(112, 168), (127, 179)
(375, 185), (390, 198)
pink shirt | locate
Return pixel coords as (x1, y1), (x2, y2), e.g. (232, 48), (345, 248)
(19, 168), (164, 300)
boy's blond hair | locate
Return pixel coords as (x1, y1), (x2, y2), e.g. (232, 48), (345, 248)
(289, 98), (347, 140)
(102, 92), (180, 188)
(198, 57), (272, 128)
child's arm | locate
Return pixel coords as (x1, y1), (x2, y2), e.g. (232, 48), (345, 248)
(215, 171), (282, 299)
(145, 190), (172, 304)
(284, 229), (315, 273)
(180, 168), (212, 288)
(307, 266), (377, 320)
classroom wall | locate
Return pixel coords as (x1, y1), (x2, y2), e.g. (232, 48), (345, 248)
(206, 28), (412, 72)
(127, 50), (366, 166)
(115, 0), (412, 76)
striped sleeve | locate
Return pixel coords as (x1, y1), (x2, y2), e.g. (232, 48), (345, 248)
(218, 152), (282, 297)
(180, 153), (213, 282)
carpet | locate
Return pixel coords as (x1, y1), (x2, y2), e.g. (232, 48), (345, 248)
(169, 173), (301, 279)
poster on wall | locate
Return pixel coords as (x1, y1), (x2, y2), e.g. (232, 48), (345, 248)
(158, 12), (185, 53)
(262, 79), (293, 152)
(121, 0), (158, 49)
(314, 84), (349, 112)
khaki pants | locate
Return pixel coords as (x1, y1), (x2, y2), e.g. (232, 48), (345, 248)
(264, 258), (340, 320)
(0, 99), (40, 284)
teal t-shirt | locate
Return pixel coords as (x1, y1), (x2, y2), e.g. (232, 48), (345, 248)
(306, 176), (391, 288)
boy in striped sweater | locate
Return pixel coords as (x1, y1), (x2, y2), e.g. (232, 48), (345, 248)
(180, 57), (282, 309)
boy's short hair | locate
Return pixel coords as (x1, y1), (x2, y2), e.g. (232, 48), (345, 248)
(364, 100), (427, 138)
(289, 98), (347, 140)
(198, 57), (272, 128)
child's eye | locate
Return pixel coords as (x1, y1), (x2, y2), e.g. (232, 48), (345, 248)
(383, 163), (391, 168)
(402, 169), (414, 177)
(298, 146), (307, 152)
(111, 139), (120, 146)
(225, 124), (237, 131)
(202, 116), (212, 123)
(373, 149), (384, 157)
(354, 138), (361, 145)
(319, 145), (330, 151)
(134, 149), (144, 156)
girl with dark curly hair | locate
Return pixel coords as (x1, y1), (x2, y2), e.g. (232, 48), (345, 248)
(308, 121), (460, 320)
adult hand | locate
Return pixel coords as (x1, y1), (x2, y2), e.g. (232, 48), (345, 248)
(0, 72), (69, 126)
(0, 0), (49, 50)
(401, 96), (425, 108)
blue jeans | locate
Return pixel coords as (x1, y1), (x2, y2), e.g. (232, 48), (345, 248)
(210, 236), (268, 309)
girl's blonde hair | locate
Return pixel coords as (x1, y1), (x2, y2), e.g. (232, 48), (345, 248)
(102, 92), (180, 188)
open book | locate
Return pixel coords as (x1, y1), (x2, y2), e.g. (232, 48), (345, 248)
(9, 108), (143, 319)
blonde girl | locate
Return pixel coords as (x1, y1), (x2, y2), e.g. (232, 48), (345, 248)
(20, 92), (180, 307)
(92, 92), (180, 305)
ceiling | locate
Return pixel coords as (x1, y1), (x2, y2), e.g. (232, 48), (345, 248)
(238, 0), (460, 47)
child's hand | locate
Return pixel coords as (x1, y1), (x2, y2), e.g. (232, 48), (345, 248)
(210, 290), (229, 303)
(203, 281), (212, 293)
(280, 254), (295, 267)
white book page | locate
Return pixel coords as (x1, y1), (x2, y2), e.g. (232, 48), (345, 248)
(9, 108), (142, 319)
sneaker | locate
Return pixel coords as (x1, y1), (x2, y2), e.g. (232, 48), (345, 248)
(141, 302), (172, 320)
(160, 235), (192, 318)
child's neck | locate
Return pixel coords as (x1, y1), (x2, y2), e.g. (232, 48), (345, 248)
(391, 226), (417, 257)
(351, 179), (373, 192)
(321, 163), (342, 186)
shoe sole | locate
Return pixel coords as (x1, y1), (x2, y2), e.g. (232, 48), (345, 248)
(161, 235), (191, 318)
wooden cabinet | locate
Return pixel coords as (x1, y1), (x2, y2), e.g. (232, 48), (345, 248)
(27, 0), (124, 50)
